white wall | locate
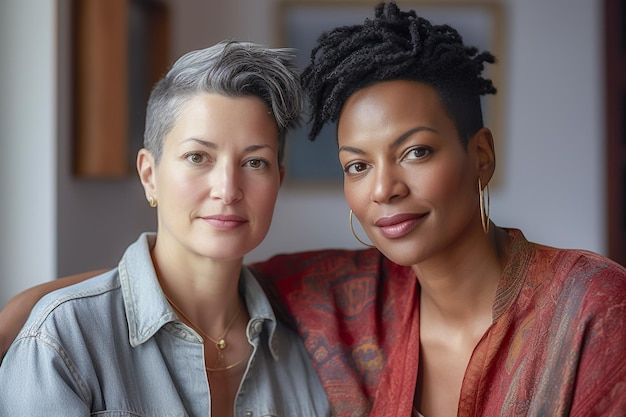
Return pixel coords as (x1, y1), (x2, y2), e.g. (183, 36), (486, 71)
(0, 0), (56, 306)
(0, 0), (608, 307)
(493, 0), (605, 253)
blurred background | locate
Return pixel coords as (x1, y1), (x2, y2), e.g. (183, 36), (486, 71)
(1, 0), (624, 307)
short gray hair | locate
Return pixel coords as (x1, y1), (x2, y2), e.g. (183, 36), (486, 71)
(143, 40), (303, 164)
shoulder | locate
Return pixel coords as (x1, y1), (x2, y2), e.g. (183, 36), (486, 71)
(503, 229), (626, 321)
(21, 269), (122, 335)
(521, 242), (626, 319)
(556, 249), (626, 310)
(530, 243), (626, 288)
(506, 228), (625, 290)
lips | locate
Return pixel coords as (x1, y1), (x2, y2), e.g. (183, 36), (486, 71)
(374, 213), (425, 239)
(201, 214), (248, 230)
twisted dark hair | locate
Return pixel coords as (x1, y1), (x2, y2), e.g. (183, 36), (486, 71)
(301, 1), (497, 145)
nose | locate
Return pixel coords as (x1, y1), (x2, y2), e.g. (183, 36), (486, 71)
(210, 161), (243, 204)
(371, 164), (408, 204)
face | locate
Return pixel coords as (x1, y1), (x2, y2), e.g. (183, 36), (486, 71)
(138, 93), (284, 263)
(337, 80), (493, 266)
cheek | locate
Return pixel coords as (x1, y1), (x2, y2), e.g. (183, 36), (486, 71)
(343, 180), (367, 214)
(248, 180), (281, 217)
(256, 191), (278, 217)
(424, 169), (461, 200)
(159, 171), (206, 205)
(426, 163), (475, 211)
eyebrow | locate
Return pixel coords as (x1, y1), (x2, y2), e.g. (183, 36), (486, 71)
(338, 126), (438, 154)
(185, 138), (217, 149)
(184, 138), (276, 153)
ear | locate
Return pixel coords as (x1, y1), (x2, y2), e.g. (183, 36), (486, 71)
(279, 166), (286, 186)
(137, 148), (157, 201)
(470, 127), (496, 185)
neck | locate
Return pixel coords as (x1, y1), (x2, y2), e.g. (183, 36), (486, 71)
(413, 226), (510, 324)
(150, 241), (245, 334)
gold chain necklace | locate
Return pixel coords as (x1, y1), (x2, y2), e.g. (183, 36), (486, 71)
(205, 345), (253, 373)
(164, 293), (244, 370)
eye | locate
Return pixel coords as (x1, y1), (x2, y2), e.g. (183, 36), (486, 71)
(404, 146), (432, 161)
(344, 161), (369, 175)
(184, 152), (207, 164)
(245, 158), (269, 169)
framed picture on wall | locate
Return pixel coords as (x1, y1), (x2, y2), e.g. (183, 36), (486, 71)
(276, 0), (506, 187)
(72, 0), (169, 178)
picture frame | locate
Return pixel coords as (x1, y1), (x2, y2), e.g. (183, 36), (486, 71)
(72, 0), (169, 178)
(275, 0), (506, 187)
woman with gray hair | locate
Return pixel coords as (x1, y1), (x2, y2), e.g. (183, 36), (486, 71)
(0, 40), (329, 417)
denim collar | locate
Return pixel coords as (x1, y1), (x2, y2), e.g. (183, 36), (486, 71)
(119, 233), (279, 360)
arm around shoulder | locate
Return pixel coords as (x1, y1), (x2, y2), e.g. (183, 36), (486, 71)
(0, 269), (106, 361)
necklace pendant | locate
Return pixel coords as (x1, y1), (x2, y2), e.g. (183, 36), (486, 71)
(217, 339), (227, 350)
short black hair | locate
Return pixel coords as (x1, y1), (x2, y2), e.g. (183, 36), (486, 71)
(301, 1), (497, 145)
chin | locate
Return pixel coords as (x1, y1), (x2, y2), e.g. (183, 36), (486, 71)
(195, 235), (263, 261)
(193, 244), (246, 262)
(377, 243), (427, 267)
(387, 256), (420, 267)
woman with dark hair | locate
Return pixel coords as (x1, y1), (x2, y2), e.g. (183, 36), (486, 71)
(286, 3), (625, 416)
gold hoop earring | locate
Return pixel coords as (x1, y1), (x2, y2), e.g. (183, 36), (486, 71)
(349, 210), (375, 248)
(478, 178), (490, 234)
(148, 196), (158, 208)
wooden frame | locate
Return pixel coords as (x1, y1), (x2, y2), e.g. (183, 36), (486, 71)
(275, 0), (506, 187)
(72, 0), (169, 178)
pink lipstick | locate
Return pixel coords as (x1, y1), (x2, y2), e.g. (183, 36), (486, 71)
(375, 213), (425, 239)
(202, 214), (247, 231)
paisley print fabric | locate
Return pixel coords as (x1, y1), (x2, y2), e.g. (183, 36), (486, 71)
(251, 229), (626, 417)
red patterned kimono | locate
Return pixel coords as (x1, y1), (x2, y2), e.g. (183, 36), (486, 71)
(250, 229), (626, 417)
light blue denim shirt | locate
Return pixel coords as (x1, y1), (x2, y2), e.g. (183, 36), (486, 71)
(0, 233), (329, 416)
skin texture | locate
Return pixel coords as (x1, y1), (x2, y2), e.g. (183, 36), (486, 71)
(337, 80), (506, 417)
(138, 93), (284, 266)
(338, 80), (481, 267)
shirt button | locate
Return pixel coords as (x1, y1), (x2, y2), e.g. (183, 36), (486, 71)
(253, 321), (263, 333)
(244, 411), (253, 416)
(249, 320), (263, 338)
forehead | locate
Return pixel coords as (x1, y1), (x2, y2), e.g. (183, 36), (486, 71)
(337, 80), (456, 142)
(168, 92), (278, 142)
